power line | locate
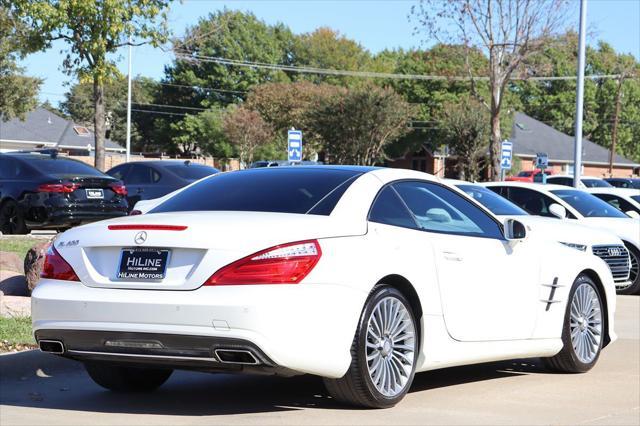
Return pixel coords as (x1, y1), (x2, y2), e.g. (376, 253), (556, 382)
(174, 50), (624, 82)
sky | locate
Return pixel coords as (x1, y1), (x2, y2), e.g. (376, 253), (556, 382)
(20, 0), (640, 106)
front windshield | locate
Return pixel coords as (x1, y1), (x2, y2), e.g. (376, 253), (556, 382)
(551, 189), (628, 218)
(457, 184), (527, 216)
(582, 179), (612, 188)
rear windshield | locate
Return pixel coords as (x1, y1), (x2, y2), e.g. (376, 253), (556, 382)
(27, 157), (105, 177)
(457, 184), (527, 216)
(150, 168), (362, 215)
(164, 164), (219, 180)
(632, 195), (640, 203)
(551, 189), (628, 218)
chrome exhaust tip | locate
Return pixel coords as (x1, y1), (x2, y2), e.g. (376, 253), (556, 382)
(214, 349), (259, 365)
(39, 339), (65, 354)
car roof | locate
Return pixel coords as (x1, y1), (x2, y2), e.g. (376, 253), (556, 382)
(588, 187), (640, 196)
(482, 181), (577, 192)
(121, 160), (217, 167)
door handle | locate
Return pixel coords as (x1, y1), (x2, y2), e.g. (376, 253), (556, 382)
(137, 188), (144, 194)
(443, 251), (463, 262)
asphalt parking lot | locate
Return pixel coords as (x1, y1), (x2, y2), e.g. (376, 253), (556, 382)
(1, 296), (638, 426)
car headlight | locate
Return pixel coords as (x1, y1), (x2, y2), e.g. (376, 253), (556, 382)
(559, 242), (587, 252)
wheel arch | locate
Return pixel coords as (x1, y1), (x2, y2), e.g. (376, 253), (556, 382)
(579, 268), (611, 348)
(375, 274), (423, 323)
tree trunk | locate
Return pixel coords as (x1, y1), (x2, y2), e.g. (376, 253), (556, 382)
(608, 77), (624, 176)
(93, 77), (106, 171)
(489, 106), (501, 181)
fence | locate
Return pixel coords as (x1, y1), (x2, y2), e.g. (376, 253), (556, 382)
(69, 154), (241, 172)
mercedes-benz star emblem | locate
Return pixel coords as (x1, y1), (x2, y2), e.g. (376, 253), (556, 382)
(134, 231), (147, 245)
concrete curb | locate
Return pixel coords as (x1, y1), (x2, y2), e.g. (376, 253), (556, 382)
(0, 349), (81, 381)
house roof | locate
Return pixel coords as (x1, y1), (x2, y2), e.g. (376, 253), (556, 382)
(511, 112), (639, 167)
(0, 107), (124, 152)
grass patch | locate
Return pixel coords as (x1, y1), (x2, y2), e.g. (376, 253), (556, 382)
(0, 316), (35, 352)
(0, 237), (51, 260)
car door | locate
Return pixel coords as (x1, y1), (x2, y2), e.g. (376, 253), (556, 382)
(392, 181), (541, 341)
(125, 164), (156, 206)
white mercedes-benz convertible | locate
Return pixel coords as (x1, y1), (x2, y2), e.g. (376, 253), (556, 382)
(33, 167), (616, 408)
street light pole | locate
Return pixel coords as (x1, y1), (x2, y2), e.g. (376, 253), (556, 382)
(125, 35), (133, 163)
(573, 0), (587, 188)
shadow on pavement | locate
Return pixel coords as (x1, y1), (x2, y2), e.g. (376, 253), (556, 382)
(0, 350), (545, 416)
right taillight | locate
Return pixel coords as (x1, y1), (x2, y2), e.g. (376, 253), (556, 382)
(204, 240), (322, 286)
(41, 244), (80, 282)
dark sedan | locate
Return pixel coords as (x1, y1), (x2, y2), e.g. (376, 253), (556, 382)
(0, 152), (128, 234)
(106, 160), (219, 209)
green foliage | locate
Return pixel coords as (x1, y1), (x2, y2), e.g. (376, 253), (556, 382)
(61, 75), (161, 150)
(311, 84), (414, 165)
(0, 316), (35, 348)
(438, 97), (489, 181)
(223, 105), (275, 165)
(292, 27), (372, 87)
(169, 106), (233, 158)
(0, 6), (42, 120)
(246, 81), (346, 157)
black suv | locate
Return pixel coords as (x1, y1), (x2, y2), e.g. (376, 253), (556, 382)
(0, 151), (128, 234)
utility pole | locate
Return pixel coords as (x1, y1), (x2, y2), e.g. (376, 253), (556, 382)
(125, 35), (133, 163)
(609, 75), (626, 176)
(573, 0), (587, 188)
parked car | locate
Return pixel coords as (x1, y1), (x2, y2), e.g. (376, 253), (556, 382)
(34, 167), (616, 408)
(0, 151), (128, 234)
(506, 169), (553, 182)
(587, 187), (640, 218)
(538, 175), (613, 188)
(452, 181), (631, 291)
(106, 160), (219, 210)
(605, 177), (640, 189)
(250, 160), (323, 168)
(484, 181), (640, 294)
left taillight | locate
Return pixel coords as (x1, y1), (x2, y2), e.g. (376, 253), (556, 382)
(204, 240), (322, 286)
(41, 244), (80, 282)
(110, 183), (128, 196)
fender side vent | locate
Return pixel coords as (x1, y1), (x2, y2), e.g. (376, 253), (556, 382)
(541, 277), (563, 311)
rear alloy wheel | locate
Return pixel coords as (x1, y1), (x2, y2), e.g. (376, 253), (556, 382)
(544, 274), (604, 373)
(324, 285), (418, 408)
(618, 243), (640, 295)
(85, 362), (173, 392)
(0, 200), (27, 235)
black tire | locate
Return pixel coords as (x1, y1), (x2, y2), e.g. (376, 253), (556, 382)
(544, 274), (604, 373)
(85, 362), (173, 392)
(618, 243), (640, 295)
(323, 285), (418, 408)
(0, 200), (27, 235)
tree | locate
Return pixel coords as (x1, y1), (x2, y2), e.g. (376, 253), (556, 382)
(438, 98), (489, 181)
(293, 27), (372, 86)
(311, 84), (413, 165)
(223, 106), (274, 166)
(61, 75), (160, 151)
(0, 6), (42, 120)
(9, 0), (171, 170)
(413, 0), (569, 180)
(246, 81), (346, 158)
(169, 107), (232, 158)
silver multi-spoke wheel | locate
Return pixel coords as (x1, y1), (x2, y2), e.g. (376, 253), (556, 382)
(569, 283), (603, 364)
(365, 296), (416, 397)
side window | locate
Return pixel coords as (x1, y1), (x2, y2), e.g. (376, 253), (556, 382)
(504, 187), (557, 218)
(368, 186), (418, 229)
(127, 165), (152, 184)
(108, 164), (130, 180)
(0, 158), (15, 179)
(596, 194), (638, 213)
(392, 181), (503, 239)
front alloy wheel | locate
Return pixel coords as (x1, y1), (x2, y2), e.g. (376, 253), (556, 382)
(324, 285), (418, 408)
(544, 274), (604, 373)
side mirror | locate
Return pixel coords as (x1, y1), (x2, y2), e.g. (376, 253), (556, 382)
(504, 218), (528, 241)
(625, 210), (640, 219)
(549, 203), (567, 219)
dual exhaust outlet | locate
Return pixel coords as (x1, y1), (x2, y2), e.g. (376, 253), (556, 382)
(38, 339), (259, 365)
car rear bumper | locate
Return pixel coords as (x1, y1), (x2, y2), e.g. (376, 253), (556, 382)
(31, 279), (367, 378)
(27, 210), (128, 228)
